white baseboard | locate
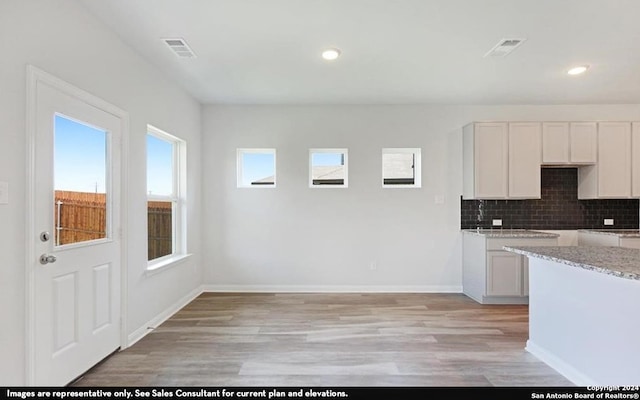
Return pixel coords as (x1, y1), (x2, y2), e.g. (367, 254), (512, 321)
(201, 284), (463, 293)
(126, 285), (203, 347)
(525, 339), (595, 386)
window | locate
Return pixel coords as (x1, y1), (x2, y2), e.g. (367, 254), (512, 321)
(237, 148), (276, 188)
(53, 114), (109, 246)
(147, 125), (186, 265)
(382, 148), (421, 188)
(309, 148), (348, 188)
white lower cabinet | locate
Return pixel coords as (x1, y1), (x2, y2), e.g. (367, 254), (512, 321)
(462, 232), (558, 304)
(486, 251), (523, 297)
(577, 230), (640, 249)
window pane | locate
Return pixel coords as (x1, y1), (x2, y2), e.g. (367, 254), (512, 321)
(147, 135), (174, 196)
(238, 150), (276, 187)
(54, 114), (108, 246)
(311, 151), (345, 185)
(148, 200), (173, 261)
(383, 153), (415, 185)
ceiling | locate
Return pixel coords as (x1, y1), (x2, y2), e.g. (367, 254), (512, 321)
(79, 0), (640, 105)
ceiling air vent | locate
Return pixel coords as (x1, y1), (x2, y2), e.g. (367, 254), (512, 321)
(483, 38), (526, 58)
(162, 38), (196, 58)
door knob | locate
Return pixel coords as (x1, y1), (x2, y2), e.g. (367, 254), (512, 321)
(39, 254), (57, 265)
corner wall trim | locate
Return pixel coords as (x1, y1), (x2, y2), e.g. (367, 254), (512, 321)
(201, 285), (463, 293)
(127, 286), (203, 347)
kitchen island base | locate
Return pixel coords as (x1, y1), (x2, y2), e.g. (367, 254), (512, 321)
(526, 256), (640, 386)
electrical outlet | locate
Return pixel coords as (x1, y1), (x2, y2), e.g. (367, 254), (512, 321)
(604, 219), (614, 226)
(369, 261), (377, 271)
(492, 219), (502, 227)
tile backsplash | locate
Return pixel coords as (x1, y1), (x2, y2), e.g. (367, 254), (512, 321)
(460, 168), (640, 230)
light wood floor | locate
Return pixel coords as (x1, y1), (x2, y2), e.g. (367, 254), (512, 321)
(72, 292), (573, 387)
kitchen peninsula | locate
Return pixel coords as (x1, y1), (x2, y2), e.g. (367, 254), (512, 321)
(503, 245), (640, 385)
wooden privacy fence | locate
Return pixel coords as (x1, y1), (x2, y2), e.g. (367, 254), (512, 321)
(54, 191), (107, 245)
(54, 191), (172, 260)
(147, 200), (173, 260)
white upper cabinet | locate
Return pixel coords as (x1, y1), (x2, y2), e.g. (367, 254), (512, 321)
(465, 120), (638, 200)
(542, 122), (597, 165)
(463, 122), (508, 199)
(508, 122), (541, 199)
(542, 122), (569, 164)
(463, 122), (541, 200)
(633, 122), (640, 198)
(578, 122), (632, 199)
(569, 122), (598, 164)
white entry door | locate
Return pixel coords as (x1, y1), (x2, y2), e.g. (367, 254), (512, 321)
(30, 70), (124, 386)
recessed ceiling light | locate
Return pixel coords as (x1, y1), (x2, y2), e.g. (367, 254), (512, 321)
(567, 65), (589, 75)
(321, 48), (341, 61)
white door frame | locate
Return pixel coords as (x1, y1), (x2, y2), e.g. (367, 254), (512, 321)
(25, 65), (129, 385)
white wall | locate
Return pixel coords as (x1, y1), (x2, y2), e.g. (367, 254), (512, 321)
(0, 0), (202, 385)
(3, 0), (640, 387)
(202, 105), (640, 290)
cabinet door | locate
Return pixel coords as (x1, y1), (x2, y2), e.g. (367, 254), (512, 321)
(542, 122), (570, 164)
(570, 122), (597, 164)
(486, 251), (522, 296)
(474, 123), (508, 199)
(597, 122), (631, 198)
(577, 231), (619, 247)
(509, 122), (541, 198)
(619, 238), (640, 249)
(633, 122), (640, 197)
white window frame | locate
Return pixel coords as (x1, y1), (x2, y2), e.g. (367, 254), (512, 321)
(146, 124), (188, 271)
(309, 148), (349, 188)
(236, 148), (277, 188)
(382, 148), (421, 188)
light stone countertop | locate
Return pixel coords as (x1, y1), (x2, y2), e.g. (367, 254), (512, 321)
(503, 245), (640, 281)
(461, 229), (560, 239)
(577, 229), (640, 238)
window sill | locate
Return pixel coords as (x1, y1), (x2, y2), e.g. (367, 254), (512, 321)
(382, 185), (421, 189)
(145, 253), (192, 276)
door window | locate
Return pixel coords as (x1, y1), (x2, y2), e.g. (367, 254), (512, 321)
(53, 114), (109, 247)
